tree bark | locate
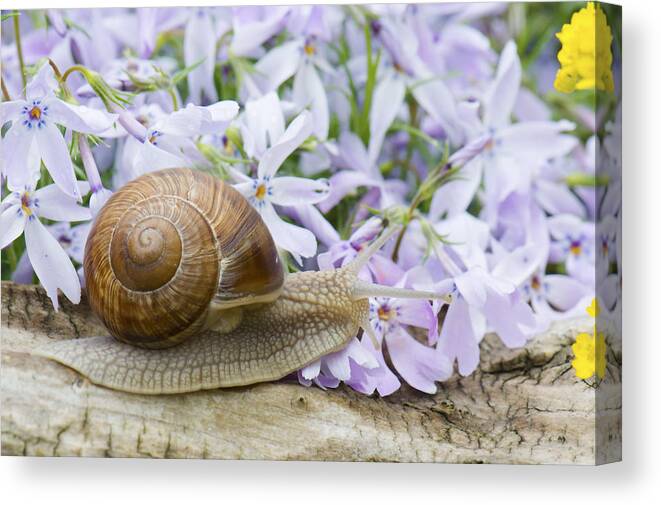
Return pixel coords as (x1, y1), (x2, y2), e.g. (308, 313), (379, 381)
(1, 282), (621, 463)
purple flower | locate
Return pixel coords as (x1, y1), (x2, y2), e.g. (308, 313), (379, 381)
(548, 214), (596, 284)
(229, 6), (290, 57)
(439, 266), (536, 376)
(430, 41), (577, 222)
(184, 9), (221, 105)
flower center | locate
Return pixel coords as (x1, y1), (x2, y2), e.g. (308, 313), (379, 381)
(531, 275), (541, 291)
(148, 130), (162, 145)
(255, 184), (267, 200)
(22, 100), (48, 129)
(29, 106), (42, 120)
(20, 192), (33, 216)
(304, 43), (315, 56)
(570, 240), (582, 256)
(377, 305), (393, 321)
(601, 238), (609, 257)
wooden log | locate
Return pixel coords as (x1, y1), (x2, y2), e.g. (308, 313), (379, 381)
(0, 282), (621, 463)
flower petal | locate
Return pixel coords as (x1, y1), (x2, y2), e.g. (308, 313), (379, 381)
(260, 201), (317, 258)
(287, 204), (339, 247)
(0, 100), (27, 125)
(34, 182), (92, 222)
(230, 6), (290, 57)
(429, 157), (482, 219)
(184, 10), (218, 104)
(11, 250), (34, 284)
(498, 121), (577, 164)
(2, 124), (39, 190)
(300, 359), (321, 381)
(293, 62), (329, 141)
(257, 111), (313, 178)
(387, 327), (450, 394)
(270, 176), (329, 206)
(545, 274), (590, 312)
(412, 78), (463, 145)
(337, 131), (371, 173)
(358, 338), (401, 396)
(323, 348), (352, 381)
(48, 99), (118, 134)
(535, 179), (587, 218)
(35, 123), (80, 199)
(26, 64), (58, 102)
(398, 298), (438, 342)
(368, 74), (405, 165)
(0, 205), (26, 249)
(483, 289), (532, 348)
(24, 216), (81, 309)
(483, 40), (521, 129)
(254, 39), (302, 92)
(438, 297), (480, 376)
(317, 170), (377, 213)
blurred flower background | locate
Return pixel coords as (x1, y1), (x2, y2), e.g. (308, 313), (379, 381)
(0, 2), (621, 396)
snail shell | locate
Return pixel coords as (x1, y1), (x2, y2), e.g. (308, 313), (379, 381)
(83, 168), (284, 348)
(39, 169), (442, 394)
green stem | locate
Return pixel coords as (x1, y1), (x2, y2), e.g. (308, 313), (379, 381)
(13, 11), (27, 94)
(1, 75), (11, 101)
(48, 59), (73, 100)
(391, 161), (452, 262)
(167, 87), (179, 111)
(60, 64), (88, 85)
(565, 173), (610, 187)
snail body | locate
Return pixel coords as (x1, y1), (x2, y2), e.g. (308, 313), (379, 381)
(38, 168), (442, 395)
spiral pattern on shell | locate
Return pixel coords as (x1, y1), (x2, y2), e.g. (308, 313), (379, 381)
(84, 168), (284, 348)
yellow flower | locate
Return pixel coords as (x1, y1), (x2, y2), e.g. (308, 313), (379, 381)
(571, 331), (607, 380)
(571, 298), (607, 380)
(554, 2), (614, 93)
(586, 297), (600, 318)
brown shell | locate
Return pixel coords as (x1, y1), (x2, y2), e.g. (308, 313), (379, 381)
(83, 168), (284, 349)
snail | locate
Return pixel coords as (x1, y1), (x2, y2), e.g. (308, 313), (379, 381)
(37, 168), (444, 395)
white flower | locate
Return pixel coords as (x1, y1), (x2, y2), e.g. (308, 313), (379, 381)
(231, 96), (329, 261)
(0, 177), (91, 309)
(0, 63), (117, 199)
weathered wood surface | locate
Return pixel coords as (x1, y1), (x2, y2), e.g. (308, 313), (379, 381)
(1, 282), (621, 463)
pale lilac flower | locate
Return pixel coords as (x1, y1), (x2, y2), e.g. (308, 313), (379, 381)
(229, 6), (291, 57)
(319, 128), (408, 213)
(12, 221), (90, 285)
(298, 338), (379, 390)
(317, 217), (391, 281)
(303, 257), (449, 395)
(521, 269), (591, 322)
(0, 64), (117, 199)
(103, 8), (187, 61)
(0, 176), (91, 309)
(548, 214), (596, 285)
(438, 265), (536, 376)
(79, 135), (113, 216)
(358, 263), (449, 394)
(232, 108), (329, 261)
(112, 100), (239, 181)
(251, 8), (339, 140)
(430, 41), (577, 222)
(184, 9), (220, 104)
(535, 136), (599, 220)
(370, 14), (465, 144)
